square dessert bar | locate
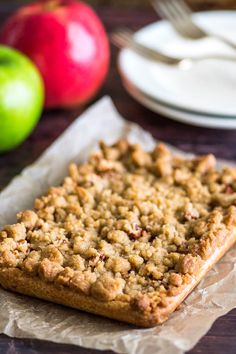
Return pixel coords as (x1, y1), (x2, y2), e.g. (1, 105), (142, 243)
(0, 140), (236, 327)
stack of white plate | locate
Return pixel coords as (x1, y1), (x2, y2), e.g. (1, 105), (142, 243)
(118, 11), (236, 129)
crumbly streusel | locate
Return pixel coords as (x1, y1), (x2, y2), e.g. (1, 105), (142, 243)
(1, 140), (236, 314)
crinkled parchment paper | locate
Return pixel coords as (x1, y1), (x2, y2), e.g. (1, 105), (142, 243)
(1, 96), (236, 354)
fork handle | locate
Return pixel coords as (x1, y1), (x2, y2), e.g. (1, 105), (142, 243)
(128, 40), (180, 65)
(211, 34), (236, 51)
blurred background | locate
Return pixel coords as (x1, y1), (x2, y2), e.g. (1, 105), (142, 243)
(64, 0), (236, 9)
(0, 0), (236, 9)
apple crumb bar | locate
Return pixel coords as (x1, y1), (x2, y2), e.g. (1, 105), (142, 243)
(0, 140), (236, 327)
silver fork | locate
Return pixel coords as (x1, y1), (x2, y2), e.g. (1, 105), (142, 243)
(111, 28), (236, 70)
(152, 0), (236, 50)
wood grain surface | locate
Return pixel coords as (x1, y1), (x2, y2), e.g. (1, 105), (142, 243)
(0, 3), (236, 354)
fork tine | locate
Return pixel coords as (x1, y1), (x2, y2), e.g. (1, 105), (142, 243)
(154, 0), (236, 47)
(169, 0), (203, 34)
(113, 29), (134, 43)
(119, 27), (134, 36)
(166, 0), (206, 38)
(171, 2), (206, 39)
(174, 0), (192, 16)
(110, 31), (133, 49)
(154, 0), (191, 38)
(114, 32), (131, 43)
(152, 0), (205, 39)
(152, 0), (170, 21)
(118, 31), (135, 45)
(110, 34), (123, 49)
(153, 0), (180, 28)
(153, 0), (178, 23)
(152, 0), (188, 37)
(111, 28), (182, 65)
(168, 0), (189, 21)
(168, 0), (202, 37)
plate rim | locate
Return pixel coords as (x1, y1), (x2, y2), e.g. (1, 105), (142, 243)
(122, 74), (236, 129)
(118, 10), (236, 118)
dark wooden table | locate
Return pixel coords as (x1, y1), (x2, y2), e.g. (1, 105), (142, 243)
(1, 3), (236, 354)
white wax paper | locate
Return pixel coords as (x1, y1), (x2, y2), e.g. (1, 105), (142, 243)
(0, 96), (236, 354)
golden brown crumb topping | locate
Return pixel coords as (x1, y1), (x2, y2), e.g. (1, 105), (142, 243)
(1, 140), (236, 313)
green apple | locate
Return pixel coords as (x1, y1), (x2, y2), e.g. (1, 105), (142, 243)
(0, 45), (44, 153)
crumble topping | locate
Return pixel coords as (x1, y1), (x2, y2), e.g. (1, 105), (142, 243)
(1, 140), (236, 314)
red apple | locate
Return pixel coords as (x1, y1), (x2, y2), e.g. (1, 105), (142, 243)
(0, 0), (110, 109)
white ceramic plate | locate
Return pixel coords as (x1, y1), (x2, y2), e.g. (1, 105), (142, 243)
(119, 11), (236, 118)
(123, 76), (236, 129)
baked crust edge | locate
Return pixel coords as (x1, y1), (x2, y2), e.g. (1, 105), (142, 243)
(1, 228), (235, 328)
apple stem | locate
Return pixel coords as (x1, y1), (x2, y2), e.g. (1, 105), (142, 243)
(42, 0), (61, 11)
